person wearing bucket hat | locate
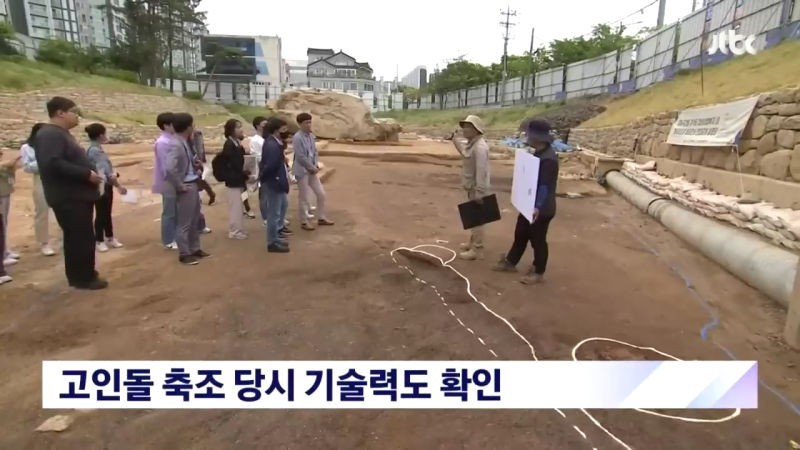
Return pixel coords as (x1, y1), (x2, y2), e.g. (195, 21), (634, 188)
(452, 114), (491, 261)
(492, 118), (559, 285)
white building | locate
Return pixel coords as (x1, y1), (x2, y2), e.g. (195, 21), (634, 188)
(285, 58), (307, 87)
(87, 0), (126, 48)
(400, 65), (427, 88)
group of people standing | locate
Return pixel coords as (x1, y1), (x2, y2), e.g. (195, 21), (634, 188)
(452, 114), (559, 285)
(0, 95), (335, 288)
(0, 96), (126, 289)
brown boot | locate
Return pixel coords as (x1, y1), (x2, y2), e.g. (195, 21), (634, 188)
(458, 247), (484, 261)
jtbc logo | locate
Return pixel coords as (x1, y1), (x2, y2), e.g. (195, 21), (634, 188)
(708, 30), (757, 56)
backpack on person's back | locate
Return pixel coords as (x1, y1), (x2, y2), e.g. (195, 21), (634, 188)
(211, 152), (229, 183)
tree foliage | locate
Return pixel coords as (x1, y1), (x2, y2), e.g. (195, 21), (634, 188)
(0, 21), (20, 55)
(425, 23), (640, 94)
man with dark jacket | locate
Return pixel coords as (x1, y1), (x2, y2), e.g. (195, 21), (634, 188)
(34, 96), (107, 290)
(220, 119), (249, 240)
(259, 117), (291, 253)
(492, 119), (559, 285)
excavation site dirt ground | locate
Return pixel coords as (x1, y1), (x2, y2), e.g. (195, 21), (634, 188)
(0, 142), (799, 449)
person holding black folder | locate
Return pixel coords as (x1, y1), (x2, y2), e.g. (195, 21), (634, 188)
(451, 114), (491, 261)
(492, 119), (559, 285)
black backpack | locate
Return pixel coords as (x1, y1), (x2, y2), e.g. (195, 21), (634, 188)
(211, 152), (228, 182)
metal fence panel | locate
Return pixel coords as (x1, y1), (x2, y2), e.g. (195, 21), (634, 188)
(467, 85), (485, 106)
(635, 23), (678, 89)
(676, 9), (706, 66)
(503, 77), (524, 104)
(534, 67), (563, 102)
(617, 48), (634, 82)
(565, 50), (616, 99)
(738, 0), (785, 51)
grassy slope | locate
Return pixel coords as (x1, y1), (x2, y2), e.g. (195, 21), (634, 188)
(583, 40), (800, 128)
(0, 58), (246, 127)
(0, 58), (170, 95)
(375, 104), (553, 132)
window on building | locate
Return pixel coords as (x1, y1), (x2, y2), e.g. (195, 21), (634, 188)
(364, 83), (373, 91)
(349, 82), (357, 90)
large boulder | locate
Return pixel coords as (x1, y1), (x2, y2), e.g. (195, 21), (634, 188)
(274, 90), (401, 141)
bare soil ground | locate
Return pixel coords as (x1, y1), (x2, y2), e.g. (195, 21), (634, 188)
(0, 141), (798, 449)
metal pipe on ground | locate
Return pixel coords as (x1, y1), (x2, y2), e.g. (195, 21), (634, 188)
(604, 170), (798, 309)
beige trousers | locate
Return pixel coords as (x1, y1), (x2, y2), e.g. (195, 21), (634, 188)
(466, 189), (484, 249)
(226, 187), (245, 234)
(297, 173), (327, 224)
(33, 174), (53, 245)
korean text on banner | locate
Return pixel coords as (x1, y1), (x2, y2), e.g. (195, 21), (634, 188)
(667, 96), (759, 147)
(511, 149), (540, 223)
(42, 360), (758, 410)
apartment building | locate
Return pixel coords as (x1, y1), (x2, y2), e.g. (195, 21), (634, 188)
(401, 65), (427, 89)
(306, 48), (375, 93)
(7, 0), (82, 42)
(86, 0), (125, 47)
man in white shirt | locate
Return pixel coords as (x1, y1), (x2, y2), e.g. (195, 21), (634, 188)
(249, 116), (268, 224)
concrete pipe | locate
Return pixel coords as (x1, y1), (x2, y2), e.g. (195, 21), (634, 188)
(605, 170), (798, 308)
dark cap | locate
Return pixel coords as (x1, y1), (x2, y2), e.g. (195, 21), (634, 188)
(526, 119), (553, 143)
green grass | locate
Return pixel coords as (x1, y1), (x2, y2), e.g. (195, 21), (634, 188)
(0, 56), (170, 95)
(223, 104), (273, 124)
(583, 40), (800, 128)
(374, 103), (555, 131)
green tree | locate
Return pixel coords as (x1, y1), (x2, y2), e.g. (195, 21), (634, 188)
(0, 21), (20, 55)
(426, 58), (495, 94)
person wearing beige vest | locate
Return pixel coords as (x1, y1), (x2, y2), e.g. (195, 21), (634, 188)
(451, 115), (491, 261)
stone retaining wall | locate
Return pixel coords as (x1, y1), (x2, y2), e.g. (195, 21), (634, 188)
(0, 88), (228, 148)
(571, 88), (800, 183)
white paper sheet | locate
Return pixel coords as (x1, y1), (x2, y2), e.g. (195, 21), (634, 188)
(511, 149), (541, 223)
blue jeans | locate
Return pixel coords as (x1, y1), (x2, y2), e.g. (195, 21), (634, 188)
(258, 183), (269, 222)
(265, 188), (288, 247)
(161, 194), (177, 245)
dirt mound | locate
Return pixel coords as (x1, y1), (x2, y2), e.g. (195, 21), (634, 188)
(519, 98), (608, 142)
(275, 90), (402, 141)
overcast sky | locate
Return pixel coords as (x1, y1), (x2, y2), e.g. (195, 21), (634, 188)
(202, 0), (698, 80)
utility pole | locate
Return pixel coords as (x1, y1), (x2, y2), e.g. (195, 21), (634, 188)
(656, 0), (667, 28)
(499, 6), (517, 107)
(692, 0), (698, 12)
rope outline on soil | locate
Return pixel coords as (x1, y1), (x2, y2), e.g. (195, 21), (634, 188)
(390, 244), (741, 450)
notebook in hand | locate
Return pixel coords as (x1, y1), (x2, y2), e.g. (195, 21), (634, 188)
(458, 194), (501, 230)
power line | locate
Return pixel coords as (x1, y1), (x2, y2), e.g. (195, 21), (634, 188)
(607, 0), (660, 27)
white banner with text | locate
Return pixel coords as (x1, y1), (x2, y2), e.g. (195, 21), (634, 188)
(667, 96), (759, 147)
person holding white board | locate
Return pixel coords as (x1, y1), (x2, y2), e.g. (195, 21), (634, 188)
(450, 115), (491, 261)
(493, 119), (559, 284)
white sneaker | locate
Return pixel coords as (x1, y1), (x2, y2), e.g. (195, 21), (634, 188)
(201, 227), (212, 234)
(3, 258), (17, 267)
(244, 211), (256, 219)
(284, 219), (290, 227)
(228, 231), (248, 240)
(262, 220), (268, 228)
(0, 274), (12, 285)
(106, 238), (124, 249)
(6, 250), (19, 260)
(96, 242), (109, 253)
(41, 245), (56, 256)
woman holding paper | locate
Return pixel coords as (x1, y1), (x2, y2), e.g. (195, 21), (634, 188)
(492, 119), (559, 285)
(85, 123), (127, 253)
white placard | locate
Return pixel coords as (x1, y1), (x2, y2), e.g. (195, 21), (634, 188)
(511, 149), (540, 223)
(666, 96), (759, 147)
(120, 189), (139, 204)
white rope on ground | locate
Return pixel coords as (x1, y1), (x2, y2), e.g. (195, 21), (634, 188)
(390, 244), (741, 450)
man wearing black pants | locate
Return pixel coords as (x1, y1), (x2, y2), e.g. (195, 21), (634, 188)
(34, 97), (107, 290)
(493, 119), (559, 285)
